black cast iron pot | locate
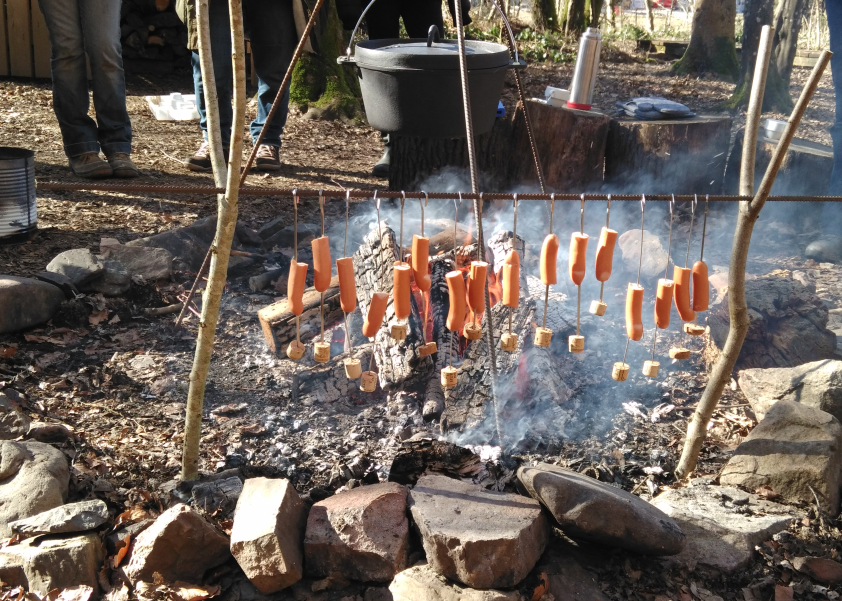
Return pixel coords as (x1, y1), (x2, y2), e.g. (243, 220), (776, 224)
(338, 32), (525, 139)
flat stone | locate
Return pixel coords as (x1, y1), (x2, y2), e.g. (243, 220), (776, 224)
(792, 556), (842, 585)
(106, 519), (153, 555)
(26, 422), (72, 444)
(10, 499), (109, 535)
(0, 276), (65, 334)
(618, 229), (668, 277)
(0, 392), (30, 440)
(651, 484), (796, 573)
(720, 400), (842, 514)
(262, 223), (321, 252)
(408, 474), (548, 589)
(86, 259), (130, 296)
(46, 249), (104, 287)
(34, 272), (78, 299)
(517, 463), (685, 556)
(101, 244), (173, 281)
(304, 482), (409, 583)
(124, 504), (231, 585)
(0, 532), (103, 594)
(0, 441), (69, 537)
(230, 477), (307, 593)
(389, 563), (524, 601)
(709, 273), (837, 369)
(805, 235), (842, 263)
(738, 360), (842, 422)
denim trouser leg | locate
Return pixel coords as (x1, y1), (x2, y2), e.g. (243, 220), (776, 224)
(193, 0), (234, 148)
(37, 0), (131, 157)
(244, 0), (296, 147)
(823, 0), (842, 230)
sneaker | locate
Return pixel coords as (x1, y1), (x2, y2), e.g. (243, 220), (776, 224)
(69, 153), (113, 179)
(187, 141), (228, 173)
(253, 144), (281, 172)
(372, 145), (391, 178)
(106, 153), (140, 178)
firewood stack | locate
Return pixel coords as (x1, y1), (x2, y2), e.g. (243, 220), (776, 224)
(120, 0), (189, 63)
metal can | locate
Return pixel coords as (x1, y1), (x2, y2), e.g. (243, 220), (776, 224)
(567, 28), (602, 110)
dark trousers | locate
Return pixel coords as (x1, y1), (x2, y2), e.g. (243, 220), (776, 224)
(366, 0), (445, 39)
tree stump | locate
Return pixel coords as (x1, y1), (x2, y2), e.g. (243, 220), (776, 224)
(604, 115), (732, 194)
(389, 101), (611, 192)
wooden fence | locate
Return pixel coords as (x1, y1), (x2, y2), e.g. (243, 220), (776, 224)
(0, 0), (51, 78)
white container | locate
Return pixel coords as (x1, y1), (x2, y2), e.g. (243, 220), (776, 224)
(145, 94), (200, 121)
(545, 86), (570, 108)
(764, 118), (787, 141)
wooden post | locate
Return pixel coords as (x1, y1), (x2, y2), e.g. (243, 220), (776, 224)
(740, 25), (774, 197)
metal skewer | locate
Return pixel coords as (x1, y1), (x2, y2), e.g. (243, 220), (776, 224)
(613, 196), (646, 382)
(598, 194), (611, 304)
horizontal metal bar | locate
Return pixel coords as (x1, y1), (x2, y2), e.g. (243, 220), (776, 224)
(34, 181), (842, 202)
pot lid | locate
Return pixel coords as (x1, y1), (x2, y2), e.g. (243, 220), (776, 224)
(353, 38), (511, 71)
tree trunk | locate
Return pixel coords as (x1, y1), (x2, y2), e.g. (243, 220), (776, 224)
(643, 0), (655, 33)
(566, 0), (589, 33)
(532, 0), (560, 30)
(671, 0), (740, 81)
(590, 0), (605, 27)
(773, 0), (809, 86)
(181, 0), (246, 482)
(289, 0), (362, 120)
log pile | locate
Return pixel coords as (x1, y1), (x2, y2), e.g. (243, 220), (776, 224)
(120, 0), (189, 63)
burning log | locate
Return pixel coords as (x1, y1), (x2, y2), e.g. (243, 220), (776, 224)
(352, 225), (432, 390)
(258, 275), (342, 355)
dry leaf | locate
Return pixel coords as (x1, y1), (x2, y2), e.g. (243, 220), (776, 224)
(103, 584), (129, 601)
(56, 588), (92, 601)
(115, 507), (152, 527)
(0, 346), (17, 358)
(108, 315), (121, 325)
(171, 583), (220, 601)
(755, 485), (782, 501)
(774, 585), (794, 601)
(88, 310), (108, 326)
(240, 424), (266, 436)
(111, 533), (131, 568)
(211, 403), (247, 416)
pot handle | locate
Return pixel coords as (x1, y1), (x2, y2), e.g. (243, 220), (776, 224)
(427, 25), (440, 47)
(508, 58), (527, 70)
(345, 0), (380, 58)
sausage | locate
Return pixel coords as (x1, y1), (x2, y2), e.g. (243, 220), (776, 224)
(502, 250), (519, 309)
(540, 234), (559, 286)
(626, 283), (644, 341)
(655, 278), (675, 329)
(467, 261), (487, 315)
(595, 227), (618, 282)
(287, 260), (308, 316)
(311, 236), (332, 293)
(362, 291), (389, 338)
(446, 270), (467, 332)
(569, 232), (589, 286)
(393, 263), (412, 320)
(673, 265), (696, 322)
(692, 260), (710, 312)
(411, 235), (431, 292)
(336, 257), (356, 314)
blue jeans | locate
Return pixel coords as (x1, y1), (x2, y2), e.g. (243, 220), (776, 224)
(37, 0), (132, 158)
(192, 0), (296, 148)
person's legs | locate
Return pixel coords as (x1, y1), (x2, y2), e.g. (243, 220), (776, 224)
(193, 0), (234, 148)
(365, 0), (402, 40)
(821, 0), (842, 239)
(399, 0), (445, 38)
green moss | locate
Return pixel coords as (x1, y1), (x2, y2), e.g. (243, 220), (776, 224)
(672, 36), (739, 81)
(720, 62), (793, 112)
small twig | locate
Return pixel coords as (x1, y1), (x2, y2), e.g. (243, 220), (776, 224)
(175, 248), (213, 326)
(144, 303), (183, 316)
(808, 484), (827, 532)
(161, 151), (190, 166)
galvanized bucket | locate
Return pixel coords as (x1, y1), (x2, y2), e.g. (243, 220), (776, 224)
(0, 147), (37, 243)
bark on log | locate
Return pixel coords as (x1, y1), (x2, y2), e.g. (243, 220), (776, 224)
(258, 275), (343, 355)
(353, 224), (434, 390)
(389, 101), (610, 192)
(388, 439), (483, 486)
(604, 116), (732, 194)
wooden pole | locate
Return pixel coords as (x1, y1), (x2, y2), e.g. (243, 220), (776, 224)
(740, 25), (774, 197)
(675, 50), (832, 479)
(181, 0), (247, 482)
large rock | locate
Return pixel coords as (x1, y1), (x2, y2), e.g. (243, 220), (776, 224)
(389, 563), (524, 601)
(0, 533), (103, 594)
(0, 393), (30, 440)
(738, 360), (842, 422)
(792, 556), (842, 585)
(101, 243), (173, 281)
(517, 463), (684, 556)
(304, 482), (409, 583)
(0, 276), (65, 334)
(230, 477), (306, 593)
(124, 504), (231, 585)
(651, 484), (796, 573)
(720, 400), (842, 514)
(46, 249), (104, 287)
(408, 474), (548, 590)
(618, 229), (668, 277)
(86, 259), (130, 296)
(0, 441), (69, 537)
(709, 273), (837, 369)
(10, 499), (109, 535)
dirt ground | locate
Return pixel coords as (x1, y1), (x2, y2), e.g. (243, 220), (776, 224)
(1, 46), (841, 600)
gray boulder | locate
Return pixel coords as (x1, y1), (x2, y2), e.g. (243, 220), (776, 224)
(408, 474), (548, 590)
(0, 533), (103, 594)
(101, 244), (173, 281)
(0, 393), (30, 440)
(0, 441), (69, 537)
(517, 463), (685, 556)
(46, 249), (104, 287)
(389, 563), (524, 601)
(10, 499), (109, 535)
(720, 400), (842, 514)
(805, 235), (842, 263)
(651, 484), (796, 573)
(86, 259), (130, 296)
(709, 273), (837, 369)
(0, 276), (65, 334)
(738, 359), (842, 422)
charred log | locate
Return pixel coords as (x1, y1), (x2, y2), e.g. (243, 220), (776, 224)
(387, 439), (484, 486)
